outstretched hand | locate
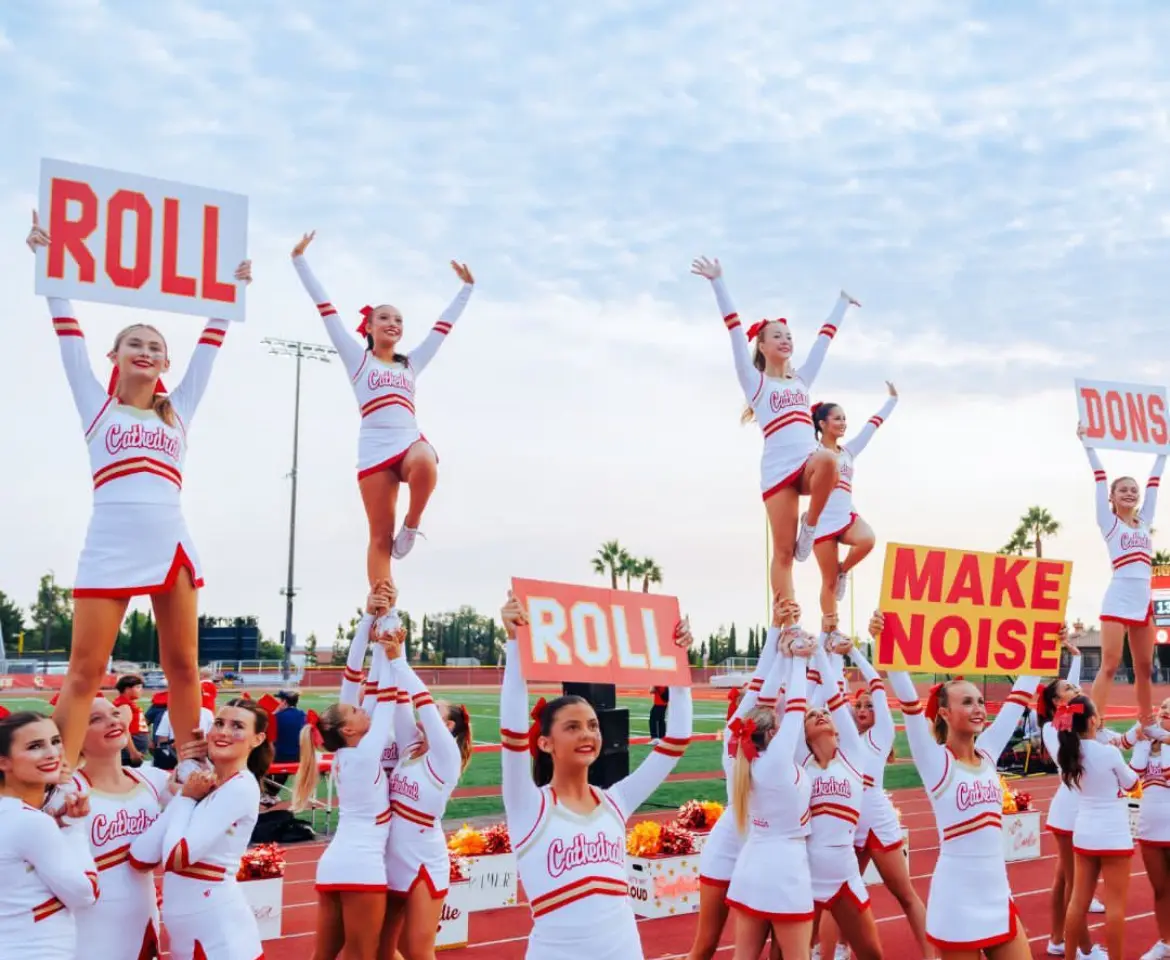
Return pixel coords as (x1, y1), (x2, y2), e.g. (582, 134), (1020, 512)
(690, 256), (721, 280)
(234, 260), (253, 285)
(868, 610), (885, 640)
(1076, 422), (1087, 441)
(842, 289), (861, 308)
(1059, 622), (1081, 657)
(674, 616), (694, 649)
(501, 590), (528, 638)
(27, 210), (49, 252)
(451, 261), (475, 285)
(886, 381), (897, 399)
(291, 231), (316, 258)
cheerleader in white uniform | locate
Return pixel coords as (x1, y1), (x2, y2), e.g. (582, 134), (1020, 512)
(0, 711), (99, 960)
(498, 592), (693, 960)
(882, 613), (1040, 959)
(809, 383), (898, 618)
(1079, 423), (1166, 723)
(292, 587), (397, 960)
(27, 215), (250, 779)
(1056, 695), (1136, 960)
(380, 639), (473, 958)
(1132, 696), (1170, 960)
(129, 700), (271, 960)
(687, 598), (792, 960)
(71, 696), (173, 959)
(291, 232), (475, 581)
(691, 255), (858, 600)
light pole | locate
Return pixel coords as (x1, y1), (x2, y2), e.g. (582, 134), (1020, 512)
(262, 337), (337, 682)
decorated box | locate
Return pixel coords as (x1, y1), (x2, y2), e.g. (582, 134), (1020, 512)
(1129, 799), (1142, 838)
(435, 879), (470, 951)
(627, 854), (702, 918)
(1002, 811), (1041, 862)
(463, 853), (520, 912)
(861, 829), (910, 885)
(237, 844), (284, 940)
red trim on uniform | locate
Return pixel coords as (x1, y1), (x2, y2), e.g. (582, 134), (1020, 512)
(814, 880), (870, 912)
(815, 512), (859, 545)
(862, 829), (904, 853)
(762, 456), (812, 502)
(926, 899), (1019, 951)
(356, 436), (438, 482)
(387, 864), (446, 900)
(698, 875), (732, 889)
(726, 897), (815, 922)
(316, 882), (391, 893)
(1045, 824), (1073, 837)
(1138, 838), (1170, 848)
(72, 544), (203, 599)
(1073, 845), (1134, 857)
(128, 852), (159, 871)
(136, 918), (160, 960)
(513, 792), (547, 851)
(1101, 604), (1155, 628)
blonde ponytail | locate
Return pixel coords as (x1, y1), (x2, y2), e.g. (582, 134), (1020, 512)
(731, 749), (752, 835)
(291, 724), (319, 813)
(153, 394), (177, 428)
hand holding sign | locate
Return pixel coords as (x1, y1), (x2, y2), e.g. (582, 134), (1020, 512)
(1076, 379), (1169, 454)
(27, 209), (49, 251)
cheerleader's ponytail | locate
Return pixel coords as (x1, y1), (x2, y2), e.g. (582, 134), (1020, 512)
(727, 708), (774, 835)
(1055, 696), (1094, 789)
(291, 725), (319, 813)
(447, 703), (473, 776)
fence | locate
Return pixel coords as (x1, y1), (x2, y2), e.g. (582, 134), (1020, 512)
(210, 660), (302, 687)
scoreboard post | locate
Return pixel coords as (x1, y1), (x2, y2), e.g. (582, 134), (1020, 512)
(1154, 565), (1170, 643)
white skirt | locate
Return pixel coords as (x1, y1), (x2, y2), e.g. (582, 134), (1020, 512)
(356, 425), (431, 478)
(164, 886), (262, 960)
(855, 792), (903, 851)
(74, 894), (160, 960)
(1074, 799), (1134, 856)
(1101, 576), (1152, 624)
(926, 850), (1017, 951)
(1139, 794), (1170, 846)
(1046, 783), (1078, 835)
(386, 826), (449, 897)
(74, 503), (203, 597)
(760, 445), (815, 500)
(727, 835), (813, 921)
(809, 842), (869, 908)
(316, 821), (390, 891)
(697, 814), (744, 885)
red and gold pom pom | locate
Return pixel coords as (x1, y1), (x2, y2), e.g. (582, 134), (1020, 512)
(236, 843), (286, 881)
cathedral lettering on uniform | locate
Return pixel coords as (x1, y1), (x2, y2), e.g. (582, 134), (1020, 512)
(811, 776), (853, 800)
(92, 807), (158, 847)
(368, 368), (412, 392)
(546, 831), (624, 879)
(769, 387), (808, 413)
(954, 779), (1001, 811)
(105, 422), (180, 459)
(1120, 530), (1152, 552)
(390, 773), (421, 802)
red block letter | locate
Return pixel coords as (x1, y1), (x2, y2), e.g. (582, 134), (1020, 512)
(1128, 392), (1151, 444)
(989, 556), (1027, 609)
(1030, 621), (1061, 672)
(104, 190), (152, 289)
(1150, 394), (1169, 446)
(1105, 391), (1127, 441)
(1030, 561), (1064, 611)
(944, 553), (985, 605)
(878, 612), (924, 667)
(161, 198), (196, 297)
(992, 619), (1026, 671)
(1081, 387), (1105, 439)
(200, 205), (236, 304)
(890, 548), (946, 603)
(47, 178), (98, 282)
(930, 616), (971, 670)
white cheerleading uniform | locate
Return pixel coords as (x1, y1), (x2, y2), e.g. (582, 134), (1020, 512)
(384, 654), (463, 898)
(848, 651), (901, 853)
(698, 627), (782, 888)
(889, 670), (1039, 952)
(815, 395), (897, 543)
(338, 615), (401, 784)
(48, 298), (228, 597)
(129, 772), (262, 960)
(499, 639), (692, 959)
(1069, 738), (1139, 857)
(0, 798), (99, 960)
(1041, 656), (1083, 837)
(316, 646), (396, 892)
(706, 277), (852, 500)
(293, 255), (473, 479)
(726, 653), (813, 921)
(1131, 739), (1170, 846)
(71, 766), (171, 959)
(1084, 443), (1166, 624)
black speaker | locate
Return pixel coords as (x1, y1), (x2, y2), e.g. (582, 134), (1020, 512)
(562, 682), (616, 711)
(596, 707), (630, 753)
(588, 747), (630, 788)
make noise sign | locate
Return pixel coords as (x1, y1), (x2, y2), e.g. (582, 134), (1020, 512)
(509, 578), (692, 686)
(34, 158), (249, 322)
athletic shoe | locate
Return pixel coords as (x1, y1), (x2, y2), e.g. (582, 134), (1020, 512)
(392, 525), (423, 559)
(835, 572), (848, 601)
(1142, 941), (1170, 960)
(1089, 897), (1105, 913)
(811, 947), (822, 960)
(794, 514), (817, 562)
(1047, 942), (1065, 956)
(1077, 946), (1107, 959)
(833, 945), (850, 960)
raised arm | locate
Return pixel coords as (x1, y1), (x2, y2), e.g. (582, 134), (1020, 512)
(1142, 454), (1167, 526)
(691, 257), (762, 402)
(607, 686), (693, 819)
(849, 642), (895, 754)
(1066, 653), (1082, 691)
(46, 297), (110, 435)
(1130, 738), (1152, 775)
(1113, 746), (1140, 791)
(887, 670), (948, 789)
(362, 643), (387, 715)
(355, 646), (398, 762)
(754, 654), (810, 779)
(976, 674), (1042, 760)
(796, 292), (854, 386)
(340, 615), (374, 707)
(165, 775), (258, 868)
(730, 627), (780, 724)
(405, 267), (475, 375)
(1081, 440), (1116, 536)
(843, 391), (898, 459)
(291, 247), (368, 376)
(17, 812), (99, 910)
(395, 655), (461, 781)
(499, 596), (543, 827)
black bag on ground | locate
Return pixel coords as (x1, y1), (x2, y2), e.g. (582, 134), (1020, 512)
(250, 809), (316, 845)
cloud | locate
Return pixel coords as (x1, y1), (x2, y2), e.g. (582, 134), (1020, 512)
(1, 0), (1169, 653)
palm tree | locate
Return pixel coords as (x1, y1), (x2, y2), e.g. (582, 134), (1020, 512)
(591, 540), (629, 590)
(619, 554), (640, 591)
(638, 558), (663, 593)
(1003, 506), (1060, 558)
(1154, 550), (1170, 566)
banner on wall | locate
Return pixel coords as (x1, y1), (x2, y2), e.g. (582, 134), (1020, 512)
(1075, 378), (1169, 454)
(876, 543), (1071, 676)
(34, 158), (248, 321)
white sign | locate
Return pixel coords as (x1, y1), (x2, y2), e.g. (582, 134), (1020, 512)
(1002, 811), (1041, 862)
(238, 877), (282, 940)
(1075, 378), (1170, 454)
(627, 854), (702, 919)
(435, 880), (470, 951)
(35, 158), (248, 322)
(463, 853), (519, 912)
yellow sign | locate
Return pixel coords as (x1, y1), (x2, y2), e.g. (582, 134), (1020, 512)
(876, 543), (1071, 676)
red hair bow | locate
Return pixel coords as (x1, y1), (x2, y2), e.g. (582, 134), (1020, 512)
(746, 318), (788, 341)
(107, 366), (166, 397)
(357, 305), (373, 338)
(457, 704), (471, 730)
(1053, 702), (1084, 733)
(527, 697), (547, 758)
(727, 717), (759, 761)
(305, 709), (323, 749)
(726, 687), (741, 722)
(1034, 687), (1049, 719)
(0, 705), (9, 720)
(256, 694), (281, 743)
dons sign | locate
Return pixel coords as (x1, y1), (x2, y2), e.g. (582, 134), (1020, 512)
(1075, 378), (1169, 455)
(34, 158), (249, 322)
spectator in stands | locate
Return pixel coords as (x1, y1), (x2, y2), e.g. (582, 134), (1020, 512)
(199, 667), (218, 712)
(649, 686), (669, 743)
(113, 674), (149, 767)
(266, 690), (307, 802)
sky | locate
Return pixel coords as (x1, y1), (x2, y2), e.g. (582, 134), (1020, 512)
(2, 0), (1170, 659)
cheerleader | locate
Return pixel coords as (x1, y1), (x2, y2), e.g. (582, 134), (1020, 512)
(26, 213), (250, 778)
(810, 384), (897, 617)
(71, 696), (173, 959)
(0, 711), (99, 960)
(881, 612), (1040, 959)
(380, 638), (473, 958)
(498, 591), (693, 960)
(129, 699), (271, 960)
(291, 232), (475, 582)
(687, 598), (791, 960)
(1132, 697), (1170, 960)
(1056, 695), (1136, 960)
(691, 256), (859, 599)
(291, 587), (397, 960)
(1078, 423), (1166, 723)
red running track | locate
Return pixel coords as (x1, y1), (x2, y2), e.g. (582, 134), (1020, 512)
(160, 775), (1164, 958)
